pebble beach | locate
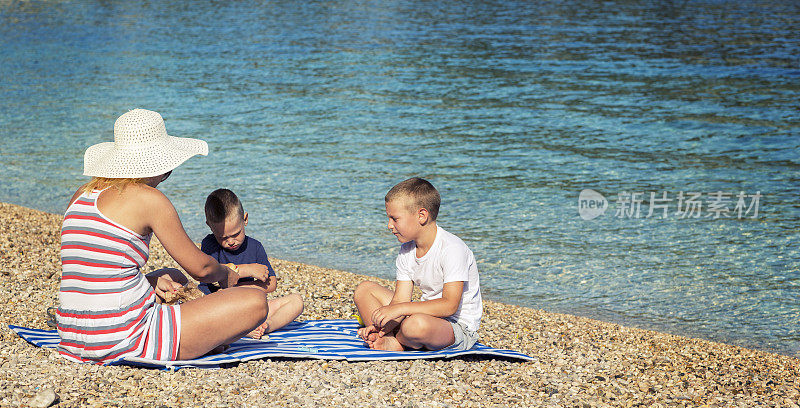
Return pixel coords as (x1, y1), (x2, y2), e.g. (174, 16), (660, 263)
(1, 202), (798, 407)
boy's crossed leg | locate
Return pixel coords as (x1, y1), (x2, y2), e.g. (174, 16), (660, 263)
(237, 281), (304, 339)
(249, 293), (304, 338)
(354, 281), (455, 351)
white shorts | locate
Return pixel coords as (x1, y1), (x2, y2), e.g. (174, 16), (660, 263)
(443, 320), (479, 351)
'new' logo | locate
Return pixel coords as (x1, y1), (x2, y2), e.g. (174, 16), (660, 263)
(578, 189), (607, 220)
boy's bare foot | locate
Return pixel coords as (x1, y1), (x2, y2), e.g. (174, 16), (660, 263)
(363, 332), (381, 348)
(370, 334), (404, 351)
(247, 320), (270, 339)
(247, 327), (264, 339)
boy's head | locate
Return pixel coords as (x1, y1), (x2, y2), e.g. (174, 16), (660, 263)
(205, 188), (248, 251)
(384, 177), (440, 242)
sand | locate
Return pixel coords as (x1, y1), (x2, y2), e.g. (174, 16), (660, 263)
(0, 201), (798, 407)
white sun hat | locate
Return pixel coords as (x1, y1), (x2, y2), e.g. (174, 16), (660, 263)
(83, 109), (209, 178)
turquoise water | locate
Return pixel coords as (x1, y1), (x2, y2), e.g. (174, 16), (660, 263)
(1, 1), (798, 356)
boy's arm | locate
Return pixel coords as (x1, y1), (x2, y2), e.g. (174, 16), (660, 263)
(370, 280), (413, 335)
(235, 241), (277, 291)
(372, 281), (463, 328)
(390, 280), (414, 304)
(236, 263), (277, 292)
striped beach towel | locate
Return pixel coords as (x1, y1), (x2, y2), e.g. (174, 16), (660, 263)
(11, 319), (533, 369)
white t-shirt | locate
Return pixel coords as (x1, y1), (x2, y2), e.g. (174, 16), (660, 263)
(395, 226), (483, 332)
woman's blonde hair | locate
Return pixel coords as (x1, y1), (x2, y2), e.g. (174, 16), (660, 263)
(83, 177), (146, 194)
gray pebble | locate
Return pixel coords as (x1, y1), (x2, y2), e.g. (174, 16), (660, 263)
(27, 388), (57, 408)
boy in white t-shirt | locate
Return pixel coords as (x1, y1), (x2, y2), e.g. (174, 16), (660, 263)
(354, 178), (483, 351)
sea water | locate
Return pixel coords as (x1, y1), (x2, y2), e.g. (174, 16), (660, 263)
(1, 0), (798, 356)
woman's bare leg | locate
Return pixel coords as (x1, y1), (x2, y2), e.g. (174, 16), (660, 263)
(177, 287), (268, 359)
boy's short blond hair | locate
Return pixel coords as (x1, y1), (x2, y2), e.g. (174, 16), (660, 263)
(205, 188), (245, 223)
(385, 177), (440, 221)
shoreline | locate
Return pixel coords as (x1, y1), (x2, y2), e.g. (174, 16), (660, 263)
(1, 201), (798, 407)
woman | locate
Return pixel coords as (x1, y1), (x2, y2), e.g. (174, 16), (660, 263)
(57, 108), (269, 363)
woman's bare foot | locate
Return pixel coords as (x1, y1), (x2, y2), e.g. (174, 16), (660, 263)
(370, 334), (404, 351)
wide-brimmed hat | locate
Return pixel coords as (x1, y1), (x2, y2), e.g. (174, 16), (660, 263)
(83, 109), (208, 178)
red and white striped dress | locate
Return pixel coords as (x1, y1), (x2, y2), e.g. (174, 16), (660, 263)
(56, 189), (181, 364)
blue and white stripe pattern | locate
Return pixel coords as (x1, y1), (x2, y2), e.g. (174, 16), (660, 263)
(12, 320), (533, 369)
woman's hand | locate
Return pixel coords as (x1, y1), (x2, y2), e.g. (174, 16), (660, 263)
(152, 274), (184, 303)
(145, 268), (188, 303)
(219, 264), (240, 289)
